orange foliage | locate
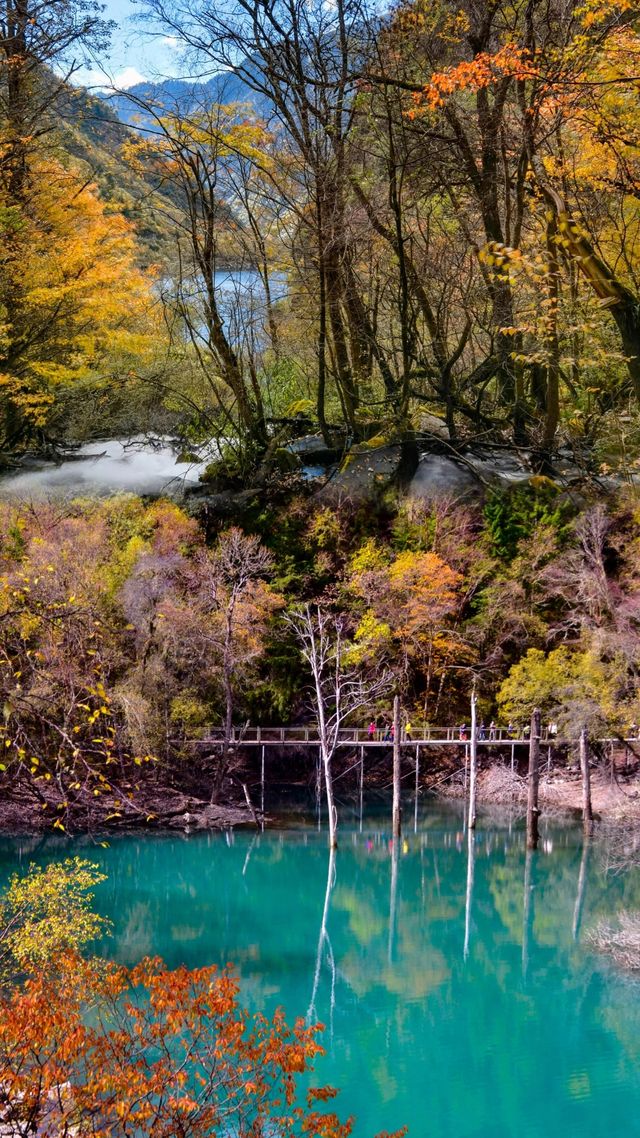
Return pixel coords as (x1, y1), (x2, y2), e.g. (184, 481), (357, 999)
(409, 43), (538, 114)
(0, 953), (403, 1138)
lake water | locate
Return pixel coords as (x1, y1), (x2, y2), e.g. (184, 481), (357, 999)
(1, 802), (639, 1138)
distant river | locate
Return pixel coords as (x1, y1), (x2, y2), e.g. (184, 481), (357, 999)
(1, 799), (639, 1138)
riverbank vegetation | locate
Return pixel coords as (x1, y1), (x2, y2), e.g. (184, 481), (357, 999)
(3, 0), (640, 830)
(2, 480), (640, 829)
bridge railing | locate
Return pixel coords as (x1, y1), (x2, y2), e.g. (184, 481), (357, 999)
(201, 725), (556, 743)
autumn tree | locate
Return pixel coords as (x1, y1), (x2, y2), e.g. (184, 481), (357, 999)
(0, 862), (402, 1138)
(137, 0), (413, 444)
(0, 0), (158, 454)
(347, 539), (464, 719)
(388, 0), (640, 450)
(123, 98), (279, 460)
(123, 525), (280, 796)
(0, 157), (158, 452)
(0, 0), (112, 202)
(0, 857), (109, 980)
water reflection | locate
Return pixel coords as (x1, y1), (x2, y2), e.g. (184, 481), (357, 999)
(0, 809), (639, 1138)
(463, 829), (475, 961)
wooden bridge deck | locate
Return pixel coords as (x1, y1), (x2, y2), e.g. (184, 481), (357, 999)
(191, 726), (637, 748)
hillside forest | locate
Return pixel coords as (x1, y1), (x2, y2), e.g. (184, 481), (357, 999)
(3, 0), (640, 465)
(3, 0), (640, 827)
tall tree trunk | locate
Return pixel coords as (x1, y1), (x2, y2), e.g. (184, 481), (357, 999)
(526, 708), (541, 850)
(392, 694), (401, 840)
(468, 686), (478, 830)
(579, 726), (593, 836)
(538, 180), (640, 403)
(315, 200), (331, 444)
(541, 215), (561, 459)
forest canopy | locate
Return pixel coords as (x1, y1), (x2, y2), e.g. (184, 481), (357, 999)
(2, 0), (640, 472)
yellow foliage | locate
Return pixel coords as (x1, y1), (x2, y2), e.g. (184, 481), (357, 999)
(0, 155), (158, 444)
(0, 858), (110, 977)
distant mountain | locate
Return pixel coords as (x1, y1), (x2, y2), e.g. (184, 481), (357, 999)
(98, 71), (269, 130)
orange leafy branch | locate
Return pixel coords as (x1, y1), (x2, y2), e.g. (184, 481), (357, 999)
(409, 43), (540, 113)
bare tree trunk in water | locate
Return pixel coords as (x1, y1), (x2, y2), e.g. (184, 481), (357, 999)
(392, 694), (401, 839)
(580, 727), (594, 836)
(527, 708), (541, 849)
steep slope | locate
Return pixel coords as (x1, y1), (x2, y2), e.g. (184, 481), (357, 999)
(56, 83), (180, 266)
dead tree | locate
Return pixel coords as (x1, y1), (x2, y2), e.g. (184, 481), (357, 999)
(286, 605), (389, 848)
(580, 727), (594, 835)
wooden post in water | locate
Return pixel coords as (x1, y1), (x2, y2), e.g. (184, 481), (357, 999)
(526, 708), (541, 850)
(414, 744), (419, 833)
(392, 694), (401, 840)
(580, 727), (594, 835)
(468, 683), (478, 830)
(359, 745), (364, 833)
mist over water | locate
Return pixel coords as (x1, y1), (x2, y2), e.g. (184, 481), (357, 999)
(0, 437), (207, 499)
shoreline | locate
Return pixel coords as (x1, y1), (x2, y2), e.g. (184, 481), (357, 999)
(1, 761), (639, 836)
(437, 762), (640, 823)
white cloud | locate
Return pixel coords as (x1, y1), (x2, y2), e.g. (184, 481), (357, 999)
(77, 67), (111, 90)
(161, 35), (181, 51)
(113, 66), (146, 89)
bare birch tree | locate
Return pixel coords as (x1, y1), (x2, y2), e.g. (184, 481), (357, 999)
(285, 605), (389, 848)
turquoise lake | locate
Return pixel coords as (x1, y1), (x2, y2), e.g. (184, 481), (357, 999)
(1, 800), (639, 1138)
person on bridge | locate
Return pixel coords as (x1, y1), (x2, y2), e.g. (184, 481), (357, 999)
(368, 720), (376, 741)
(405, 721), (412, 741)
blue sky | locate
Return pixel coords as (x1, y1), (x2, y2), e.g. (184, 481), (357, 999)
(79, 0), (184, 89)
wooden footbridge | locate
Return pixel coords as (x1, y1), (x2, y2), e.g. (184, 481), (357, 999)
(196, 725), (566, 747)
(182, 723), (637, 834)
